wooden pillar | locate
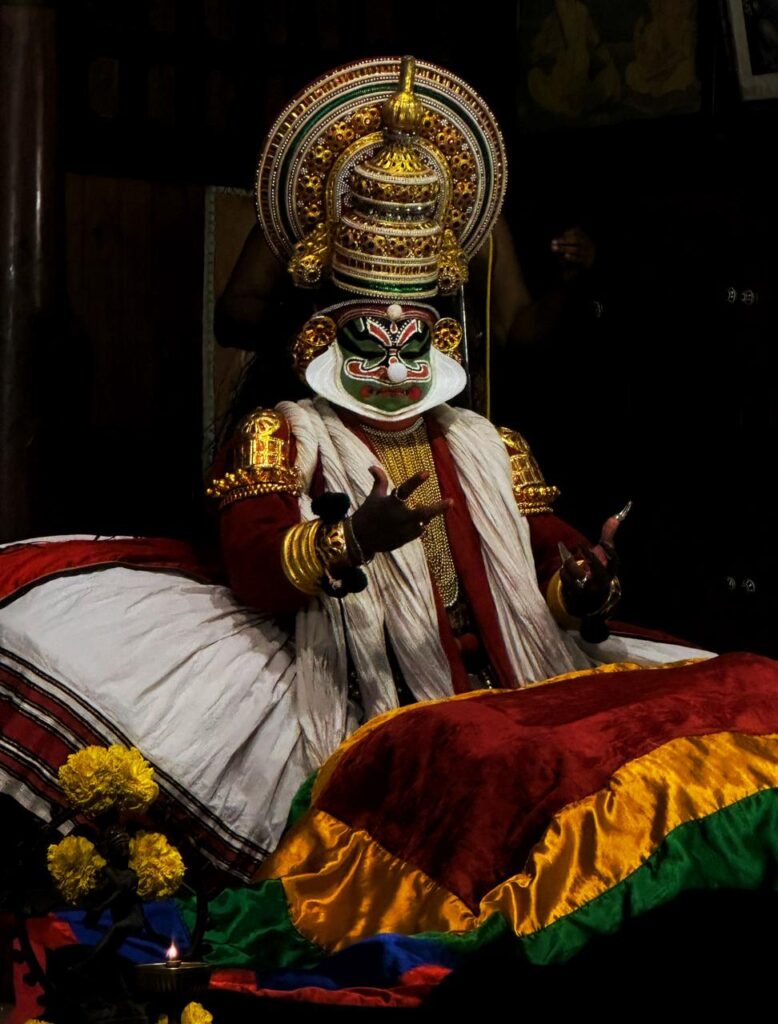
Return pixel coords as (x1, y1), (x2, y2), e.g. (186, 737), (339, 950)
(0, 1), (63, 542)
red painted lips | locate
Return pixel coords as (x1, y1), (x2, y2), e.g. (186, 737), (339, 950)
(360, 385), (423, 400)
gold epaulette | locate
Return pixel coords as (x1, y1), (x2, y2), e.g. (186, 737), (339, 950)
(207, 409), (302, 510)
(498, 426), (560, 516)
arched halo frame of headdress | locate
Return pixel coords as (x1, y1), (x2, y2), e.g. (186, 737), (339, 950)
(256, 56), (507, 266)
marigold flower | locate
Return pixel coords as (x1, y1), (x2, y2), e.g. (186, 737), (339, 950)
(109, 744), (159, 812)
(129, 831), (185, 899)
(157, 1005), (213, 1024)
(182, 1004), (213, 1024)
(47, 835), (106, 904)
(57, 744), (159, 816)
(57, 746), (118, 816)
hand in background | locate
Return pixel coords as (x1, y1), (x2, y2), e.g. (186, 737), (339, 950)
(551, 225), (596, 280)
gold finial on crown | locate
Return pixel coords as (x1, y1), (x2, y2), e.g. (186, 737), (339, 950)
(382, 56), (424, 133)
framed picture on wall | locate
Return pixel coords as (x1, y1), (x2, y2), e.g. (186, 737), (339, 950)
(725, 0), (778, 99)
(516, 0), (703, 130)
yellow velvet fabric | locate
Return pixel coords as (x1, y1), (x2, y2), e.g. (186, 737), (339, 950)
(260, 730), (778, 951)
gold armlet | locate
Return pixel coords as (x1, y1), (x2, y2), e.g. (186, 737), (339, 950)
(546, 570), (582, 631)
(207, 409), (302, 510)
(281, 521), (324, 596)
(207, 466), (302, 509)
(498, 426), (560, 516)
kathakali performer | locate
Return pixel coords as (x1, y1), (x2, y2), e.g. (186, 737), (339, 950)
(11, 59), (778, 1010)
(0, 57), (707, 882)
(209, 55), (698, 770)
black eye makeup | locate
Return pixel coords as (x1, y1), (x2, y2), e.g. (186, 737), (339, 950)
(338, 318), (431, 361)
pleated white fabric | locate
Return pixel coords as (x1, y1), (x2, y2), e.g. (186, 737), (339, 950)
(0, 565), (307, 860)
(279, 399), (592, 766)
(0, 406), (713, 862)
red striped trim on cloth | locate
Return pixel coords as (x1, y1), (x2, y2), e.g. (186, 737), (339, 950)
(0, 648), (269, 887)
(0, 537), (221, 607)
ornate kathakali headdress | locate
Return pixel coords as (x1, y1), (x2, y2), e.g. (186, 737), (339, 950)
(256, 55), (507, 300)
(257, 56), (506, 420)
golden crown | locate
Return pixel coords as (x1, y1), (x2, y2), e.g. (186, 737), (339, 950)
(257, 56), (506, 301)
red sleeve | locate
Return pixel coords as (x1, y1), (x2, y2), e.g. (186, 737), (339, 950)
(528, 513), (591, 594)
(214, 420), (317, 616)
(219, 493), (307, 614)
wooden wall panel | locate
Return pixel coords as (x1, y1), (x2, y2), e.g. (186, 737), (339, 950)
(65, 174), (205, 537)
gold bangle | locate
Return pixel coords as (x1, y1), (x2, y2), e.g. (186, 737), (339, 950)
(546, 570), (622, 629)
(590, 576), (622, 618)
(281, 521), (324, 595)
(317, 520), (351, 571)
(545, 570), (582, 631)
(344, 516), (371, 566)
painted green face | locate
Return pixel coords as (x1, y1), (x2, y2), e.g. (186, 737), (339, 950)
(337, 312), (433, 414)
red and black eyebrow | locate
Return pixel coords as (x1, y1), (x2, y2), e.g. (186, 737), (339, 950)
(366, 318), (421, 347)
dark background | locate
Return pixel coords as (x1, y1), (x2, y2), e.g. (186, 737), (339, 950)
(2, 0), (777, 655)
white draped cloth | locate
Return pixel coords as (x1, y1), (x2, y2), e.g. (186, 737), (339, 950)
(0, 401), (710, 866)
(280, 398), (710, 767)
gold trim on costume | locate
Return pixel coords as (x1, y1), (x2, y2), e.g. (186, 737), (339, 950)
(498, 426), (560, 515)
(207, 409), (301, 508)
(362, 418), (459, 608)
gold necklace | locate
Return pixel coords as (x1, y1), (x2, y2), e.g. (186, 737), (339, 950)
(362, 419), (459, 608)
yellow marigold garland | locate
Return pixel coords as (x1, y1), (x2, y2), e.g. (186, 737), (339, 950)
(51, 746), (184, 907)
(157, 1004), (213, 1024)
(47, 835), (106, 904)
(129, 831), (185, 899)
(57, 744), (159, 816)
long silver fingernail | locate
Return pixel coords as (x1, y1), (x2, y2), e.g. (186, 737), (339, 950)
(614, 500), (633, 522)
(558, 541), (574, 562)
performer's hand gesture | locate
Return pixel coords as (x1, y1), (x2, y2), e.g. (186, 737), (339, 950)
(558, 501), (631, 619)
(349, 466), (452, 562)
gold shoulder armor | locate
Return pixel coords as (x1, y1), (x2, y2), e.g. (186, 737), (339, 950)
(207, 408), (302, 510)
(498, 426), (560, 516)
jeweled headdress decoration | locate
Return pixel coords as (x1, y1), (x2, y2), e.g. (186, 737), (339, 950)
(256, 56), (507, 300)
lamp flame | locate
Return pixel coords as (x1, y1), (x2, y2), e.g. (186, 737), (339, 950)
(166, 940), (179, 962)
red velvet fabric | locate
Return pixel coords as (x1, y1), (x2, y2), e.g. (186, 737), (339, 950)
(317, 651), (778, 910)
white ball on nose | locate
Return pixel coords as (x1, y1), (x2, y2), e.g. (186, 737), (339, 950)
(387, 361), (408, 383)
